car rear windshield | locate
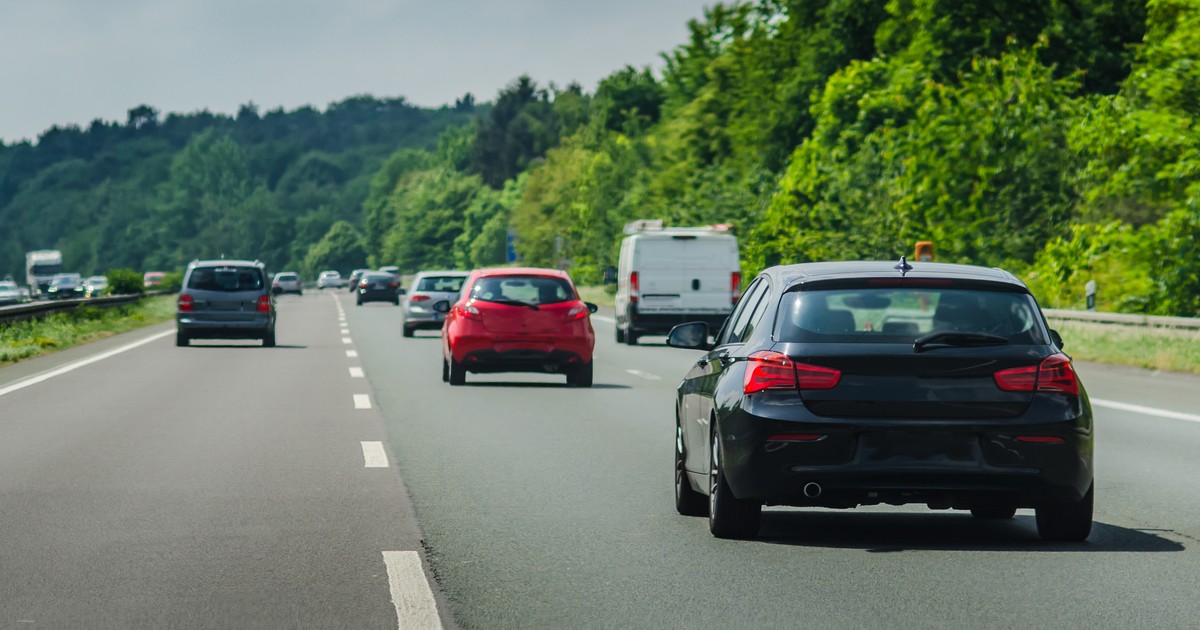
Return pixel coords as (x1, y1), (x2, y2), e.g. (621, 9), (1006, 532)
(470, 276), (575, 305)
(276, 273), (298, 281)
(187, 266), (264, 292)
(775, 287), (1047, 344)
(416, 276), (466, 292)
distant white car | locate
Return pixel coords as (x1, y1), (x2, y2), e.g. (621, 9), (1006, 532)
(0, 280), (23, 305)
(272, 271), (303, 295)
(317, 270), (345, 289)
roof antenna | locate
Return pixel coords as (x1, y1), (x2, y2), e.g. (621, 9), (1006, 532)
(894, 255), (913, 276)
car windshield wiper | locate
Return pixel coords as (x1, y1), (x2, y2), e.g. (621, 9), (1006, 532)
(486, 298), (540, 310)
(913, 331), (1009, 353)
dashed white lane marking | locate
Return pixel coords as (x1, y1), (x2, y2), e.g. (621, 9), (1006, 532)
(346, 350), (359, 358)
(349, 367), (365, 378)
(1092, 398), (1200, 425)
(592, 314), (616, 324)
(361, 441), (389, 468)
(626, 369), (662, 381)
(342, 337), (353, 345)
(0, 330), (174, 398)
(382, 551), (444, 630)
(353, 394), (372, 409)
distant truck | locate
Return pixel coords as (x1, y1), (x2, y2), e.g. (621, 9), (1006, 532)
(614, 221), (741, 345)
(25, 250), (63, 298)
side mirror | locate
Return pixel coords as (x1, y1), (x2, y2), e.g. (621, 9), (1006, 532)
(432, 300), (451, 314)
(1049, 328), (1064, 350)
(667, 322), (713, 351)
(585, 302), (599, 314)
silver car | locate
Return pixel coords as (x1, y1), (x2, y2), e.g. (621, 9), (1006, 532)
(0, 280), (23, 306)
(401, 271), (469, 337)
(272, 271), (303, 295)
(317, 270), (344, 289)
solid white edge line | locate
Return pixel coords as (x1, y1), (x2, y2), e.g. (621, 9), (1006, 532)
(592, 314), (616, 324)
(353, 394), (372, 409)
(625, 369), (662, 381)
(349, 367), (365, 378)
(1091, 398), (1200, 424)
(0, 329), (175, 398)
(382, 551), (443, 630)
(361, 441), (389, 467)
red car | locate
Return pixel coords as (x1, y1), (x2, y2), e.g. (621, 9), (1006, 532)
(437, 268), (598, 387)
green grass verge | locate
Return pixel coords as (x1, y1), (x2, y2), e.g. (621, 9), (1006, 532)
(577, 285), (616, 309)
(1049, 319), (1200, 375)
(0, 296), (176, 365)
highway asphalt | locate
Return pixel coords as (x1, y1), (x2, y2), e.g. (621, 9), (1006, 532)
(3, 291), (1199, 628)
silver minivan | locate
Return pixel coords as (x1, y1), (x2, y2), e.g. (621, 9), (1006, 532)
(401, 270), (469, 337)
(176, 260), (276, 347)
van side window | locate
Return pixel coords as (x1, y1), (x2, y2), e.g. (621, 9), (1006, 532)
(719, 279), (767, 346)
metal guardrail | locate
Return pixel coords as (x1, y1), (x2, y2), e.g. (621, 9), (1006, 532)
(0, 294), (145, 324)
(1044, 308), (1200, 330)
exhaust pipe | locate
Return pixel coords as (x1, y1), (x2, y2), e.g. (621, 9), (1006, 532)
(803, 482), (822, 499)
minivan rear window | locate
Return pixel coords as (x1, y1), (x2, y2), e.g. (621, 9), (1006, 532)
(187, 266), (264, 292)
(776, 288), (1046, 344)
(470, 276), (574, 305)
(416, 276), (466, 292)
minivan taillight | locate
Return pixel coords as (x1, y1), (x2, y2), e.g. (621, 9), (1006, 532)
(178, 295), (193, 312)
(629, 271), (639, 304)
(993, 353), (1079, 396)
(743, 351), (841, 394)
(256, 295), (271, 313)
(731, 272), (742, 305)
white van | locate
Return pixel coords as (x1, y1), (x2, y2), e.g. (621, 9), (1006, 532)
(614, 225), (741, 345)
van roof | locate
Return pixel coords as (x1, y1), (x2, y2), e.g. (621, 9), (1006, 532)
(626, 229), (737, 240)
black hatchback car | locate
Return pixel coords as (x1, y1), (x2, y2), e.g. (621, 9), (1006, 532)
(667, 260), (1093, 541)
(355, 272), (401, 306)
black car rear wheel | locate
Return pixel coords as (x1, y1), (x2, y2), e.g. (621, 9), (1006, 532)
(970, 506), (1017, 519)
(675, 424), (707, 517)
(1036, 484), (1094, 542)
(175, 331), (189, 347)
(708, 432), (761, 539)
(615, 326), (626, 343)
(263, 330), (276, 348)
(403, 324), (415, 338)
(448, 358), (466, 385)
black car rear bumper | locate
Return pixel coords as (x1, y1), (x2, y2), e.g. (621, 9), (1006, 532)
(714, 397), (1094, 509)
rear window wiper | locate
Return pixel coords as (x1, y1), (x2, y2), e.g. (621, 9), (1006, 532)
(913, 331), (1009, 353)
(483, 298), (540, 310)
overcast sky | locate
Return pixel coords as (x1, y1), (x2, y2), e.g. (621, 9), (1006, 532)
(0, 0), (712, 143)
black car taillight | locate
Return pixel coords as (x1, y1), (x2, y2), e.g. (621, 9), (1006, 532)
(993, 353), (1079, 396)
(743, 351), (840, 394)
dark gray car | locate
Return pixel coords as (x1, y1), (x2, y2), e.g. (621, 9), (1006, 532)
(176, 260), (276, 347)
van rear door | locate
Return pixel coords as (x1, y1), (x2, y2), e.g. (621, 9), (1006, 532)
(634, 236), (737, 315)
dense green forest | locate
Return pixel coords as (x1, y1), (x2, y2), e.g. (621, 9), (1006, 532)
(5, 0), (1198, 315)
(0, 96), (476, 276)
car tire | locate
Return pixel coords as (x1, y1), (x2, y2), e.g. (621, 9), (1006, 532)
(356, 298), (363, 306)
(1036, 484), (1093, 542)
(970, 506), (1017, 519)
(175, 331), (189, 347)
(392, 299), (400, 306)
(676, 423), (707, 517)
(263, 330), (276, 348)
(625, 330), (639, 346)
(442, 358), (450, 382)
(708, 432), (761, 539)
(402, 325), (415, 338)
(615, 326), (626, 344)
(448, 358), (466, 385)
(569, 362), (594, 388)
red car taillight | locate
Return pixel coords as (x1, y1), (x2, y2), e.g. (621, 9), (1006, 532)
(629, 271), (639, 304)
(993, 353), (1079, 396)
(565, 303), (590, 321)
(454, 304), (482, 320)
(178, 295), (193, 312)
(743, 351), (840, 394)
(731, 272), (742, 305)
(256, 295), (271, 312)
(411, 294), (431, 303)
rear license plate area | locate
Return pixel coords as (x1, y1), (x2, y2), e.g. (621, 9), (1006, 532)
(861, 431), (976, 463)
